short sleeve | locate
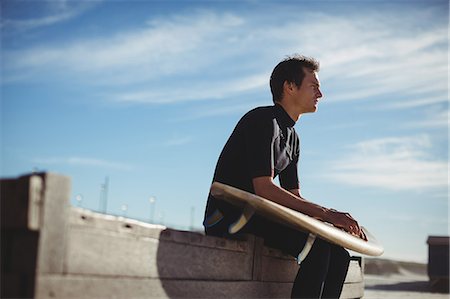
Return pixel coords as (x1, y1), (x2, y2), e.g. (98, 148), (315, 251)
(278, 158), (299, 190)
(243, 117), (275, 179)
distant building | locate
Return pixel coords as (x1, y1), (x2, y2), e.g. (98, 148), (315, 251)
(427, 236), (449, 292)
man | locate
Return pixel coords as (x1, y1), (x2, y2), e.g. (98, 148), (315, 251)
(203, 55), (365, 298)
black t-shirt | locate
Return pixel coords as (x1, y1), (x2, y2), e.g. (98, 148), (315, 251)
(204, 103), (300, 224)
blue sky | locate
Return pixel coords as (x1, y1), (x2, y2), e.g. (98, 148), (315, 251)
(1, 0), (448, 262)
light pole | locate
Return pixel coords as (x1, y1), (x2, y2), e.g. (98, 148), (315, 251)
(121, 204), (128, 217)
(75, 194), (83, 207)
(148, 196), (156, 223)
(158, 211), (165, 225)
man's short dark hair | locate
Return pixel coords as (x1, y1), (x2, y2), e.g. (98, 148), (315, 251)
(270, 55), (320, 103)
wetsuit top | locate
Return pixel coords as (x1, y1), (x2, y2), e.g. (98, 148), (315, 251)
(204, 103), (300, 226)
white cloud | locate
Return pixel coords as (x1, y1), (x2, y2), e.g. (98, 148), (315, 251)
(384, 213), (448, 226)
(177, 101), (265, 121)
(4, 10), (246, 84)
(377, 95), (447, 110)
(114, 72), (269, 104)
(164, 136), (193, 147)
(1, 1), (98, 31)
(325, 135), (448, 190)
(313, 22), (447, 105)
(2, 5), (447, 111)
(33, 156), (133, 171)
(3, 13), (73, 30)
(408, 108), (450, 128)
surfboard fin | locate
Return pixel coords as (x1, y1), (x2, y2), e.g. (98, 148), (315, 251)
(297, 233), (317, 264)
(203, 209), (224, 228)
(228, 205), (255, 234)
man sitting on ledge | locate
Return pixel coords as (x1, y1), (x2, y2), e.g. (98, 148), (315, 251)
(203, 55), (365, 299)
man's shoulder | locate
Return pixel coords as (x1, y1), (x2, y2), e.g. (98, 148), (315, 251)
(241, 105), (275, 122)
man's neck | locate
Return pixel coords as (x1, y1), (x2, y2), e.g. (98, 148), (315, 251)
(276, 101), (301, 122)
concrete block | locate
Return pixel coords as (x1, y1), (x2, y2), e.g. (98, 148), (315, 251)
(344, 259), (364, 283)
(1, 273), (33, 298)
(4, 231), (39, 273)
(70, 207), (166, 240)
(1, 172), (364, 298)
(341, 281), (364, 299)
(36, 274), (294, 298)
(2, 233), (38, 298)
(36, 274), (363, 299)
(65, 226), (254, 280)
(1, 174), (42, 298)
(252, 237), (264, 281)
(1, 175), (43, 230)
(70, 207), (252, 252)
(159, 228), (253, 252)
(66, 206), (363, 295)
(261, 253), (298, 282)
(260, 244), (299, 282)
(36, 173), (71, 274)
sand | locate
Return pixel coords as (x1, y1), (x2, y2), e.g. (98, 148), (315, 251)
(364, 274), (449, 299)
(362, 258), (449, 298)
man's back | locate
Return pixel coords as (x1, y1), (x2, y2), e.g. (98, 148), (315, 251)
(205, 103), (299, 229)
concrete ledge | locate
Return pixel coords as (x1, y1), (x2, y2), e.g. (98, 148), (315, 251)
(36, 275), (293, 299)
(2, 173), (365, 298)
(36, 275), (364, 299)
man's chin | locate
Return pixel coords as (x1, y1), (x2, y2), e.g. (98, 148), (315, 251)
(299, 106), (318, 114)
(307, 106), (318, 113)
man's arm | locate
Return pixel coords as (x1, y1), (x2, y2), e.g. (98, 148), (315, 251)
(253, 176), (366, 240)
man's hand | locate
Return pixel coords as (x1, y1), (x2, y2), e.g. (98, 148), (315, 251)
(252, 177), (367, 241)
(326, 209), (367, 241)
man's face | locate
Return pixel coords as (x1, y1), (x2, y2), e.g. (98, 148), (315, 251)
(293, 69), (323, 113)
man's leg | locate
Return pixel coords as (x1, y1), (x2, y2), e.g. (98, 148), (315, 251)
(291, 238), (331, 298)
(243, 216), (333, 298)
(241, 215), (309, 257)
(205, 215), (349, 299)
(320, 244), (350, 299)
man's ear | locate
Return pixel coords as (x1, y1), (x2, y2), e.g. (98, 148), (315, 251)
(283, 80), (294, 95)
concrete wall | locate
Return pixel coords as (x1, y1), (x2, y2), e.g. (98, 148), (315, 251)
(1, 173), (364, 298)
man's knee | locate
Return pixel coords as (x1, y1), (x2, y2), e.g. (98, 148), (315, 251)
(331, 244), (350, 267)
(313, 238), (331, 252)
(307, 240), (350, 266)
(305, 238), (331, 263)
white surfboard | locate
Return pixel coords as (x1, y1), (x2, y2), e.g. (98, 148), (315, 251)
(210, 182), (383, 257)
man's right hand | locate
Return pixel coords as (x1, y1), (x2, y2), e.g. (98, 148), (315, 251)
(326, 209), (367, 241)
(252, 177), (368, 241)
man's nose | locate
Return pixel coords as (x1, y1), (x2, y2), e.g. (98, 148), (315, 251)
(317, 89), (323, 99)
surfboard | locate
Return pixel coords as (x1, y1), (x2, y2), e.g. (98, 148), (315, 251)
(210, 182), (383, 257)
